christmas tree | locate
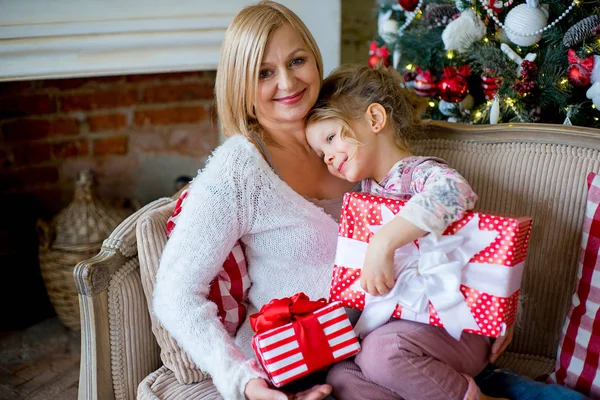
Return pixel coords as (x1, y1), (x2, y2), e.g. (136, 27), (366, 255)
(371, 0), (600, 128)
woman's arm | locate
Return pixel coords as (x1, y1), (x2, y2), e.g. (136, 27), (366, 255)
(153, 143), (266, 400)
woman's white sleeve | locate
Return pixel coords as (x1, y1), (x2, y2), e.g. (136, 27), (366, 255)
(153, 150), (266, 400)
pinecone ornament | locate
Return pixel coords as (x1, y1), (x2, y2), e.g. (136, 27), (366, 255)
(563, 15), (600, 47)
(425, 4), (459, 27)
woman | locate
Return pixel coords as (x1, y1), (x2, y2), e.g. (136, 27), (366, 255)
(153, 2), (352, 399)
(153, 1), (532, 400)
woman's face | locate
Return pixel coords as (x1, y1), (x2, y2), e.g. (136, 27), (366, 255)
(255, 24), (320, 127)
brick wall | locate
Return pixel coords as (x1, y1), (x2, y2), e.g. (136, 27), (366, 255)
(0, 71), (218, 217)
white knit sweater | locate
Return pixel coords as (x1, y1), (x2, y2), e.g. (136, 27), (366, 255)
(153, 135), (340, 400)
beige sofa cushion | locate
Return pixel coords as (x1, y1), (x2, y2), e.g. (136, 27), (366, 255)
(138, 366), (222, 400)
(137, 201), (210, 385)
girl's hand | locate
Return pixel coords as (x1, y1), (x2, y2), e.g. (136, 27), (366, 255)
(245, 378), (332, 400)
(489, 324), (514, 363)
(360, 237), (395, 296)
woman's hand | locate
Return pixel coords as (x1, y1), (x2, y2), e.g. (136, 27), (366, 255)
(361, 237), (396, 296)
(489, 324), (514, 363)
(245, 378), (332, 400)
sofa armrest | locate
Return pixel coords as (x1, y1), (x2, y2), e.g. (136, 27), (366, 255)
(75, 198), (172, 400)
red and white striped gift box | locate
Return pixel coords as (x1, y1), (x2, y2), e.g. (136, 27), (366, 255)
(252, 301), (360, 387)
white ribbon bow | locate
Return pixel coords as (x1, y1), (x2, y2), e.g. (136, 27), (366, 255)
(335, 205), (501, 340)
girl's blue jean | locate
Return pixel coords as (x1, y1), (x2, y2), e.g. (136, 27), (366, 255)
(475, 364), (591, 400)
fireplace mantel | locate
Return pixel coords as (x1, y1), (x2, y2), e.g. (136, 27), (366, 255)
(0, 0), (341, 81)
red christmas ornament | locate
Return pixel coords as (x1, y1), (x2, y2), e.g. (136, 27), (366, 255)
(438, 66), (470, 103)
(481, 74), (503, 100)
(481, 68), (503, 100)
(413, 70), (436, 97)
(568, 65), (591, 87)
(398, 0), (419, 12)
(567, 49), (594, 87)
(368, 41), (390, 68)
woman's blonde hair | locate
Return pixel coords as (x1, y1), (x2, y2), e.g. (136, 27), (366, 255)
(215, 1), (324, 139)
(306, 63), (426, 149)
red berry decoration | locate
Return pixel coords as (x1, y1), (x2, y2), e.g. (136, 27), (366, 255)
(399, 0), (419, 12)
(413, 70), (436, 97)
(368, 41), (390, 68)
(438, 66), (470, 103)
(513, 60), (537, 95)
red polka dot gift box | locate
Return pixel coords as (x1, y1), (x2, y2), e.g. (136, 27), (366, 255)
(331, 192), (533, 340)
(250, 293), (361, 388)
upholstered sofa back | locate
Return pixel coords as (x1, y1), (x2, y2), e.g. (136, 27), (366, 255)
(414, 123), (600, 364)
(76, 122), (600, 400)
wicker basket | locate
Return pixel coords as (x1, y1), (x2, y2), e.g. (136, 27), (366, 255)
(38, 170), (132, 330)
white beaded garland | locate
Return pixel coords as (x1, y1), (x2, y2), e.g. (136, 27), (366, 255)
(479, 0), (577, 45)
(397, 0), (424, 38)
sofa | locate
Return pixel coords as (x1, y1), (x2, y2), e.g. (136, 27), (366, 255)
(74, 121), (600, 400)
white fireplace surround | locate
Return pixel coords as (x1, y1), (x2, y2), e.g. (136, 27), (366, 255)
(0, 0), (341, 81)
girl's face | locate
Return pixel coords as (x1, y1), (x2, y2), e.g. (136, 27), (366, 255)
(306, 118), (377, 183)
(255, 24), (321, 127)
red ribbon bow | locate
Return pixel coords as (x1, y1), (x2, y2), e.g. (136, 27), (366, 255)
(443, 65), (472, 78)
(568, 49), (594, 73)
(369, 41), (390, 59)
(250, 292), (328, 334)
(418, 69), (433, 81)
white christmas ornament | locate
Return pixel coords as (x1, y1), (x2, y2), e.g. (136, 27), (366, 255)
(442, 9), (486, 53)
(382, 19), (399, 36)
(439, 95), (474, 116)
(563, 106), (573, 126)
(490, 96), (500, 124)
(588, 84), (600, 109)
(378, 10), (399, 44)
(586, 56), (600, 109)
(393, 47), (402, 70)
(439, 100), (459, 116)
(504, 0), (549, 46)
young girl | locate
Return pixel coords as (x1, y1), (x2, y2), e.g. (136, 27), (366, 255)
(305, 64), (507, 400)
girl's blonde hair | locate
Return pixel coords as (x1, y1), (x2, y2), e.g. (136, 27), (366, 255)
(306, 63), (426, 149)
(215, 1), (324, 139)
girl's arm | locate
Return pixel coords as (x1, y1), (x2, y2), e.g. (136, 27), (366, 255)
(361, 161), (477, 295)
(361, 216), (427, 295)
(399, 161), (477, 237)
(153, 144), (266, 400)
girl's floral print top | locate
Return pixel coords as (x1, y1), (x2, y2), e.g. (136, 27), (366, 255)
(361, 156), (478, 237)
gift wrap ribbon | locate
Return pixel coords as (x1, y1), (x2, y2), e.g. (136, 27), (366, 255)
(334, 205), (525, 340)
(250, 293), (334, 374)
